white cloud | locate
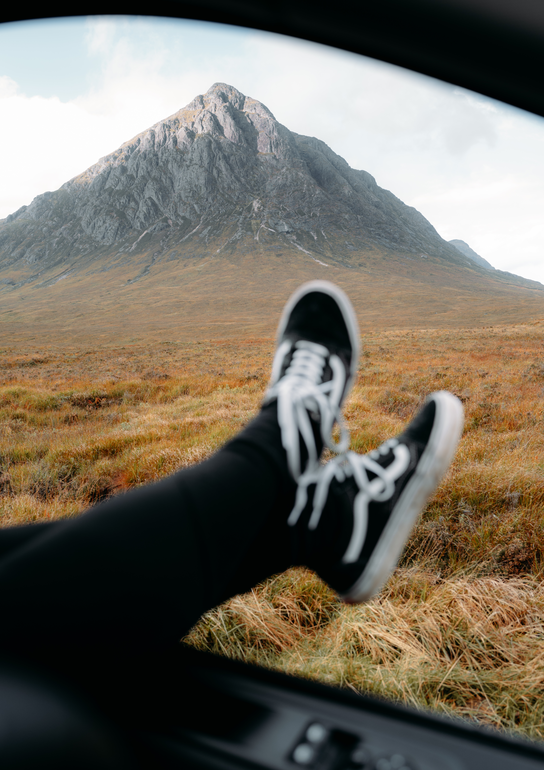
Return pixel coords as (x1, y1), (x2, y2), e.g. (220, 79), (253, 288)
(85, 16), (117, 55)
(0, 74), (18, 98)
(438, 92), (498, 155)
(0, 79), (112, 217)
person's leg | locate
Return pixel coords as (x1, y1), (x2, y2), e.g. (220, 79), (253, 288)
(0, 281), (463, 667)
(0, 521), (59, 559)
(0, 403), (301, 657)
(0, 281), (360, 660)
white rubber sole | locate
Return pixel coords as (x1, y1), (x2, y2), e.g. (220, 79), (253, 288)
(274, 280), (360, 402)
(340, 391), (464, 604)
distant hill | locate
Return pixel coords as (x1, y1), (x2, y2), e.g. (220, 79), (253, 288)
(449, 239), (544, 291)
(449, 239), (495, 270)
(1, 83), (543, 344)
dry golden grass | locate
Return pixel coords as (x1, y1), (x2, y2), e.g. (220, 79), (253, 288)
(2, 320), (544, 741)
(186, 567), (544, 738)
(0, 339), (269, 525)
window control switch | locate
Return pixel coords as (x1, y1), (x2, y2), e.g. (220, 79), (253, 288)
(290, 723), (360, 769)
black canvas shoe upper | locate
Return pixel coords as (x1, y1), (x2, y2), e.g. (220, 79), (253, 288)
(263, 281), (360, 481)
(288, 392), (464, 602)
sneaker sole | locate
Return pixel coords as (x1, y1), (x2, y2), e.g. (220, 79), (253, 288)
(340, 391), (464, 604)
(275, 280), (360, 402)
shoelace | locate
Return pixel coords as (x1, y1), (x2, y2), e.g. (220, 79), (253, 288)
(266, 339), (350, 479)
(288, 438), (411, 564)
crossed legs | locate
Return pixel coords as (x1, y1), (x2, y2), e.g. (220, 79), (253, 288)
(0, 281), (463, 672)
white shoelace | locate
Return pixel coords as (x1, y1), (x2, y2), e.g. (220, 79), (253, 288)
(265, 339), (350, 479)
(288, 438), (411, 564)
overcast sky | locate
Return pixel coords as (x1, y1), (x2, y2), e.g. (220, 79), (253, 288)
(1, 15), (543, 283)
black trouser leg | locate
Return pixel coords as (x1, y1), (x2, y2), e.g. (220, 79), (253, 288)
(0, 404), (300, 659)
(0, 521), (59, 558)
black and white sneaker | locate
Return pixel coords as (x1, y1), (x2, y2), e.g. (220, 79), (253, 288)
(288, 391), (464, 603)
(262, 281), (360, 481)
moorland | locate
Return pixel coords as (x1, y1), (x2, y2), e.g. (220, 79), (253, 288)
(2, 320), (544, 740)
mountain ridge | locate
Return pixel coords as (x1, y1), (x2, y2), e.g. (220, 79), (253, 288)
(0, 83), (478, 274)
(1, 83), (543, 343)
(449, 239), (495, 270)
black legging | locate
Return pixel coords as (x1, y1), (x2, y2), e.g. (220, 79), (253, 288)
(0, 403), (314, 660)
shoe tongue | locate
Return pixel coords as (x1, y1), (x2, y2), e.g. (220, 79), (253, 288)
(294, 339), (329, 356)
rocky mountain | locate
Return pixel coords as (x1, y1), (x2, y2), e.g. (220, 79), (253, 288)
(449, 239), (494, 270)
(1, 83), (543, 342)
(1, 83), (481, 279)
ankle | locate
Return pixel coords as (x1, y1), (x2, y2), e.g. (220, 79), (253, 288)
(289, 477), (353, 570)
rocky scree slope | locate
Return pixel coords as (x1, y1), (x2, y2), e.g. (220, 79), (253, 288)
(0, 82), (488, 287)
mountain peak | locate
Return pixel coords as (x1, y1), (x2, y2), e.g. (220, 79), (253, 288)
(205, 82), (246, 106)
(182, 82), (275, 121)
(2, 81), (534, 298)
(2, 82), (543, 339)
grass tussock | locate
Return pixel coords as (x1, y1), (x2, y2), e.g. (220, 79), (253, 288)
(2, 323), (544, 741)
(184, 567), (544, 740)
(0, 341), (266, 520)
